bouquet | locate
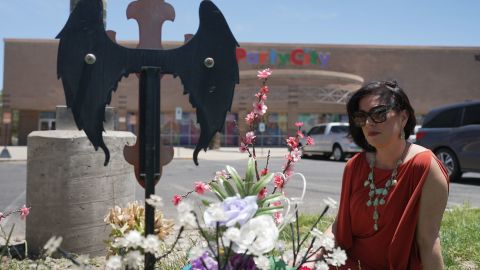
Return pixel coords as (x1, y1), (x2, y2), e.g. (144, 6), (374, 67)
(171, 68), (347, 270)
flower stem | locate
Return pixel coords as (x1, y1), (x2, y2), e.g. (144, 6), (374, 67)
(221, 242), (233, 270)
(57, 247), (81, 266)
(290, 222), (297, 266)
(297, 206), (329, 250)
(216, 222), (220, 269)
(193, 213), (218, 262)
(156, 226), (184, 261)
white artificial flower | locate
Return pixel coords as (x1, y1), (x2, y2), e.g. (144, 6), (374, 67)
(275, 240), (286, 253)
(326, 247), (347, 267)
(179, 212), (197, 228)
(123, 230), (143, 249)
(176, 200), (197, 228)
(315, 261), (329, 270)
(203, 203), (227, 226)
(317, 234), (335, 252)
(188, 245), (206, 261)
(43, 235), (63, 256)
(146, 194), (164, 208)
(76, 254), (90, 265)
(142, 234), (161, 257)
(323, 197), (338, 209)
(177, 200), (194, 214)
(234, 215), (279, 256)
(28, 264), (48, 270)
(311, 228), (323, 238)
(222, 227), (241, 246)
(105, 255), (123, 270)
(124, 250), (143, 269)
(254, 255), (271, 270)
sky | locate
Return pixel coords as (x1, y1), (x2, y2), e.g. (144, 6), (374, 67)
(1, 0), (479, 90)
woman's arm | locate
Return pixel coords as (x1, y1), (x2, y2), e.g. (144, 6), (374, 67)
(416, 158), (449, 269)
(324, 218), (337, 239)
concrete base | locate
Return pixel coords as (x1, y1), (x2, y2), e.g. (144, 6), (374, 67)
(26, 130), (136, 256)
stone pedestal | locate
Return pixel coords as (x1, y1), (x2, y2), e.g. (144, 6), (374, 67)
(26, 106), (136, 256)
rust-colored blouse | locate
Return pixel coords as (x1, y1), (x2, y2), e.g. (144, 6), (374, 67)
(333, 150), (448, 270)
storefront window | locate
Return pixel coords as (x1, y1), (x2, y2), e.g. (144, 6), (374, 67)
(160, 112), (239, 147)
(222, 113), (238, 146)
(255, 113), (287, 146)
(298, 113), (348, 133)
(160, 112), (200, 146)
(39, 111), (56, 130)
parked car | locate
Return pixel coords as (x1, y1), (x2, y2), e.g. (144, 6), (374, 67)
(416, 100), (480, 181)
(300, 122), (361, 161)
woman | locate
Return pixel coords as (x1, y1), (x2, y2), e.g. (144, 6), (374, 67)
(325, 80), (449, 269)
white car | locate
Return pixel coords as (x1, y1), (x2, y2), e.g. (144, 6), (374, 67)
(300, 122), (361, 161)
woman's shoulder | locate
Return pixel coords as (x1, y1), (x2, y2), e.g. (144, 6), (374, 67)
(402, 144), (445, 175)
(345, 151), (368, 169)
(404, 144), (433, 164)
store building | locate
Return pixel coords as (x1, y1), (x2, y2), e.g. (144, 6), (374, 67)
(2, 38), (480, 146)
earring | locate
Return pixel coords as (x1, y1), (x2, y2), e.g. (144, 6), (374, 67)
(400, 129), (405, 140)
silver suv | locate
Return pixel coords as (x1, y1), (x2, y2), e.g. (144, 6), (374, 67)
(416, 101), (480, 181)
(300, 122), (361, 161)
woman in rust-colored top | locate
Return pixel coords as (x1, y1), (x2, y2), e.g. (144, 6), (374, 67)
(326, 81), (449, 269)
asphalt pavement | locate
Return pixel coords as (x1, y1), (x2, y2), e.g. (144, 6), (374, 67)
(2, 145), (480, 247)
(0, 145), (286, 162)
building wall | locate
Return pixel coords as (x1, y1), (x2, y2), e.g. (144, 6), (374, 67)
(3, 39), (480, 145)
(18, 110), (39, 145)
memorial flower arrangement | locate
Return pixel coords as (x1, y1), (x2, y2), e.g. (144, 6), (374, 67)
(0, 68), (346, 270)
(104, 199), (174, 256)
(166, 68), (347, 270)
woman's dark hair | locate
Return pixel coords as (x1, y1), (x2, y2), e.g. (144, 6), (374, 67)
(346, 80), (416, 152)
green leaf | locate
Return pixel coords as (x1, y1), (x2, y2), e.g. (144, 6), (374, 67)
(209, 182), (227, 200)
(213, 192), (224, 201)
(245, 158), (255, 185)
(201, 199), (212, 207)
(226, 165), (246, 197)
(258, 193), (283, 207)
(252, 173), (274, 195)
(222, 179), (238, 197)
(269, 257), (296, 270)
(226, 165), (242, 182)
(254, 205), (284, 217)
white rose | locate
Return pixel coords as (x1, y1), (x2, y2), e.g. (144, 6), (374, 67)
(234, 215), (279, 256)
(222, 227), (241, 246)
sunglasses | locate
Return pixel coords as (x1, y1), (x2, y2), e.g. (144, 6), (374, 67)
(352, 105), (393, 127)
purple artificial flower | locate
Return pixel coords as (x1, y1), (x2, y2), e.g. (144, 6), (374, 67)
(191, 252), (218, 270)
(204, 195), (258, 227)
(229, 254), (257, 270)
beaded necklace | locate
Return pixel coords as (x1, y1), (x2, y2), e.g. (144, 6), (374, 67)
(364, 142), (410, 231)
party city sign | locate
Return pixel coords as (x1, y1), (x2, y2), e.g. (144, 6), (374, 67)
(236, 48), (330, 68)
